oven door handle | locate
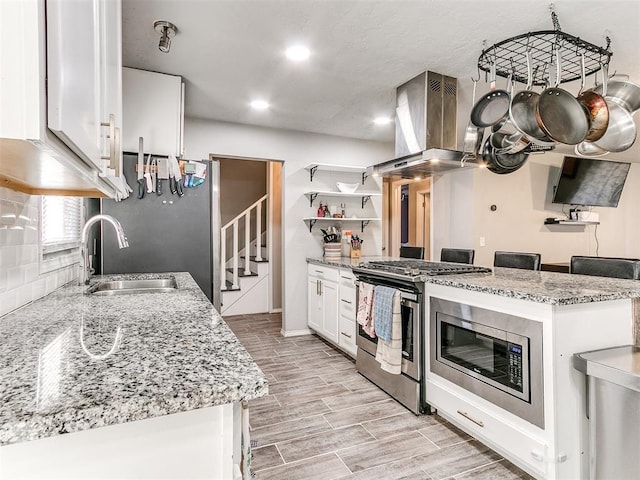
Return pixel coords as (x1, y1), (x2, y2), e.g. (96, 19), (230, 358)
(354, 280), (419, 302)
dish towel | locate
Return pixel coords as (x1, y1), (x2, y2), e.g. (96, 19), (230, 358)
(373, 285), (397, 342)
(356, 282), (375, 338)
(375, 287), (402, 375)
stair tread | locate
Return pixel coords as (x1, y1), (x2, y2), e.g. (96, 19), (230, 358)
(240, 255), (269, 263)
(221, 280), (241, 292)
(225, 268), (258, 277)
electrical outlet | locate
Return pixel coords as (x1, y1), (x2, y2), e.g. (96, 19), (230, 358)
(480, 236), (486, 247)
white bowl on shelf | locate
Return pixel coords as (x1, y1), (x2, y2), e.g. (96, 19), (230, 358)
(336, 182), (358, 193)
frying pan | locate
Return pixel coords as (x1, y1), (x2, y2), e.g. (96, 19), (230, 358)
(575, 141), (609, 157)
(576, 56), (609, 142)
(481, 138), (528, 174)
(463, 79), (485, 156)
(536, 50), (589, 145)
(509, 51), (555, 146)
(470, 64), (511, 128)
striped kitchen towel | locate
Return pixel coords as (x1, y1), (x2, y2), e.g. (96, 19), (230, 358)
(373, 285), (397, 343)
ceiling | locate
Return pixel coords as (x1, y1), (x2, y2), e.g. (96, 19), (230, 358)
(122, 0), (640, 156)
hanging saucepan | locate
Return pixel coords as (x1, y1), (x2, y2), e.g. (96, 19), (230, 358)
(574, 141), (609, 157)
(463, 78), (485, 157)
(509, 51), (555, 147)
(576, 55), (609, 142)
(470, 63), (511, 128)
(592, 99), (637, 152)
(481, 137), (528, 174)
(594, 75), (640, 115)
(536, 49), (590, 145)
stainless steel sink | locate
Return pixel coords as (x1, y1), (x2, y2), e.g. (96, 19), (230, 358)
(86, 277), (178, 296)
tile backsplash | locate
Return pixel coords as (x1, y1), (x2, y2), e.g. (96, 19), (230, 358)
(0, 187), (77, 318)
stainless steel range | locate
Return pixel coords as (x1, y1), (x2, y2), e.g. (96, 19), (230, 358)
(352, 260), (491, 414)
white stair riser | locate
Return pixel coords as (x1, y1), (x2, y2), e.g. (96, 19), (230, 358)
(221, 274), (269, 315)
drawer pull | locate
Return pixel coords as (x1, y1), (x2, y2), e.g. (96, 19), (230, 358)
(340, 332), (352, 338)
(315, 270), (323, 274)
(341, 275), (352, 280)
(457, 410), (484, 427)
(341, 299), (352, 304)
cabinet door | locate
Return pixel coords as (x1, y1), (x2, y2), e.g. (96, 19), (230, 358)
(98, 0), (122, 176)
(307, 277), (322, 332)
(122, 68), (182, 156)
(321, 279), (339, 343)
(47, 0), (102, 169)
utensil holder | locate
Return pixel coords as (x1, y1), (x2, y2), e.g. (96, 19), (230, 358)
(350, 247), (361, 259)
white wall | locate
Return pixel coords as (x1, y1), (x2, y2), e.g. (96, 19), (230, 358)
(184, 118), (392, 334)
(439, 152), (640, 268)
(0, 187), (77, 318)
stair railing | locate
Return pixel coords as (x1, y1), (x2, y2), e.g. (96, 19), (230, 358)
(221, 194), (268, 289)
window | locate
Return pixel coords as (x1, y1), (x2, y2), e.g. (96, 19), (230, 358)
(41, 196), (83, 255)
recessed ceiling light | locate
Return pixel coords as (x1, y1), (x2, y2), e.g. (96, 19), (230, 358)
(250, 99), (269, 111)
(286, 45), (310, 61)
(374, 116), (392, 125)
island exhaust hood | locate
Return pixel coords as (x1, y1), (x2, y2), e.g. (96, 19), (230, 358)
(369, 71), (479, 179)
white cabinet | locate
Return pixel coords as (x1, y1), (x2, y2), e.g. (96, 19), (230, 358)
(0, 0), (125, 198)
(307, 263), (358, 357)
(307, 264), (339, 343)
(46, 0), (102, 169)
(338, 270), (357, 357)
(122, 68), (184, 157)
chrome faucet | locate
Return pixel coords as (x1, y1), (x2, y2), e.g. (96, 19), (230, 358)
(80, 214), (129, 285)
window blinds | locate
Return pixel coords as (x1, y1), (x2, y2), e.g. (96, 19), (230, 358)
(41, 196), (83, 254)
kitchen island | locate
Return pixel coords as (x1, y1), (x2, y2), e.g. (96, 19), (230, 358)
(0, 272), (267, 479)
(422, 267), (640, 480)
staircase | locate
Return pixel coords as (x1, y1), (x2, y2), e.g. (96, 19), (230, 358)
(221, 195), (269, 316)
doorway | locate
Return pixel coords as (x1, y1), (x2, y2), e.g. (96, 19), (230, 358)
(384, 177), (431, 259)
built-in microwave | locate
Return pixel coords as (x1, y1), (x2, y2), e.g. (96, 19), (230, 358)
(430, 297), (545, 429)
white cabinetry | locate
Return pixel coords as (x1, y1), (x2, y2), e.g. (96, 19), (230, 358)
(0, 0), (125, 197)
(307, 264), (339, 343)
(307, 262), (357, 357)
(424, 284), (634, 480)
(338, 269), (357, 357)
(122, 68), (184, 157)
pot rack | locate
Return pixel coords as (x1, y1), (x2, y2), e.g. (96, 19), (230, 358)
(477, 8), (612, 87)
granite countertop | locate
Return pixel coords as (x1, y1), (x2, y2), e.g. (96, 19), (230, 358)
(307, 256), (393, 269)
(0, 272), (268, 447)
(312, 256), (640, 305)
(425, 267), (640, 305)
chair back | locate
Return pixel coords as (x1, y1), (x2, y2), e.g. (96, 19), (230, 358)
(494, 251), (541, 271)
(570, 256), (640, 280)
(399, 246), (425, 259)
(440, 248), (475, 264)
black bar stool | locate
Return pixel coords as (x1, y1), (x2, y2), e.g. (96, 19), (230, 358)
(399, 246), (425, 259)
(494, 251), (541, 271)
(570, 256), (640, 280)
(440, 248), (475, 264)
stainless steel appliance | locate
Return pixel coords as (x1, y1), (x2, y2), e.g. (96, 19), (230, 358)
(430, 297), (544, 428)
(352, 260), (491, 414)
(367, 71), (481, 179)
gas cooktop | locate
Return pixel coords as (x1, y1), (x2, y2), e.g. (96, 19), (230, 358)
(353, 260), (491, 282)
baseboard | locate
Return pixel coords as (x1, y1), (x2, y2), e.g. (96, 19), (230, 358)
(280, 328), (313, 337)
(269, 308), (282, 313)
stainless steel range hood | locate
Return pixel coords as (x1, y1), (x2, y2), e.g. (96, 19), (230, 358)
(369, 71), (479, 179)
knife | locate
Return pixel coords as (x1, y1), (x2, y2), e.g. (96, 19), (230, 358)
(137, 137), (145, 199)
(145, 155), (154, 193)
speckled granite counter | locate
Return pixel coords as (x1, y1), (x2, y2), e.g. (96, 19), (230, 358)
(425, 267), (640, 305)
(307, 256), (393, 269)
(0, 272), (268, 447)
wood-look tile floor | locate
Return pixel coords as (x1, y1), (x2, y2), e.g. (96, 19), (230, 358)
(225, 313), (534, 480)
